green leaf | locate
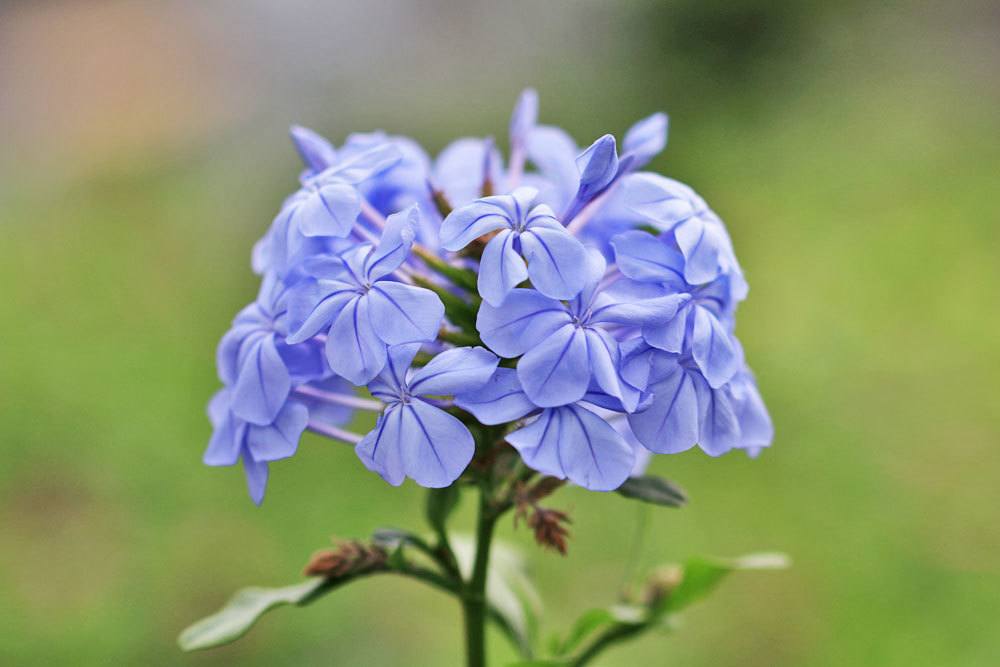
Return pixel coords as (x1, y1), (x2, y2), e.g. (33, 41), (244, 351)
(615, 475), (688, 507)
(655, 552), (789, 618)
(555, 608), (617, 656)
(506, 661), (569, 666)
(178, 579), (325, 651)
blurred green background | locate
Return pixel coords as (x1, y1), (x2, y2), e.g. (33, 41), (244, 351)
(2, 1), (998, 665)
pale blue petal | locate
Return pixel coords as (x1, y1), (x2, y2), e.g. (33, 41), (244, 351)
(381, 342), (422, 392)
(695, 374), (741, 456)
(243, 458), (269, 506)
(477, 229), (528, 306)
(204, 397), (241, 466)
(232, 333), (291, 425)
(674, 217), (726, 285)
(622, 113), (668, 168)
(507, 405), (634, 491)
(642, 302), (691, 353)
(476, 289), (571, 358)
(610, 230), (686, 284)
(368, 281), (444, 344)
(326, 295), (386, 384)
(290, 125), (337, 174)
(285, 280), (357, 344)
(517, 325), (589, 407)
(691, 306), (739, 388)
(398, 400), (475, 487)
(526, 125), (579, 206)
(729, 370), (773, 452)
(245, 401), (309, 462)
(216, 321), (260, 385)
(433, 138), (504, 208)
(364, 205), (418, 281)
(585, 329), (641, 412)
(509, 88), (538, 149)
(439, 199), (512, 251)
(318, 142), (402, 185)
(519, 224), (589, 301)
(453, 368), (536, 425)
(575, 134), (619, 198)
(355, 406), (406, 486)
(408, 346), (499, 396)
(296, 183), (360, 238)
(590, 291), (690, 328)
(627, 357), (700, 454)
(622, 173), (697, 230)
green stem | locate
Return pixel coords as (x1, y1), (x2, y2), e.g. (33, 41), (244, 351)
(462, 488), (498, 667)
(569, 623), (646, 667)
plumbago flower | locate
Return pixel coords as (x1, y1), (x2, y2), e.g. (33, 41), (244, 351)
(187, 89), (780, 667)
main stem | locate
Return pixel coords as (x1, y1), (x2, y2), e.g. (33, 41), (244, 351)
(462, 488), (497, 667)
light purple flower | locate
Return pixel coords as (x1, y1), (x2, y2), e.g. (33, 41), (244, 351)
(356, 345), (499, 487)
(476, 250), (687, 409)
(439, 186), (588, 306)
(284, 206), (444, 385)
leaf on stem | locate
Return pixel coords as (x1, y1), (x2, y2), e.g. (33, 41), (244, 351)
(615, 475), (688, 508)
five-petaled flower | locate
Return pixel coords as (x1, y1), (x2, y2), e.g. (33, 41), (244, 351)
(357, 345), (499, 487)
(285, 205), (445, 385)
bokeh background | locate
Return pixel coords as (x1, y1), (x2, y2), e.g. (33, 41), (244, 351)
(2, 1), (998, 665)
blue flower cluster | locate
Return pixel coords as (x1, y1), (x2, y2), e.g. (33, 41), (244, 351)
(206, 90), (772, 503)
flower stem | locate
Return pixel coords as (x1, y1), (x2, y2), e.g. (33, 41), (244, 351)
(462, 488), (498, 667)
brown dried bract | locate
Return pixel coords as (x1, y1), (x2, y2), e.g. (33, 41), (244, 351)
(303, 540), (387, 578)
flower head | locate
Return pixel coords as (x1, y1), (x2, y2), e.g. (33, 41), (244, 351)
(204, 89), (771, 502)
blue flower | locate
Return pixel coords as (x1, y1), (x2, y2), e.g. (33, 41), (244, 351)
(611, 229), (741, 388)
(622, 344), (771, 457)
(284, 206), (445, 385)
(476, 250), (687, 409)
(455, 368), (636, 491)
(204, 389), (310, 505)
(216, 275), (327, 425)
(439, 186), (589, 306)
(356, 344), (499, 487)
(255, 141), (402, 276)
(623, 173), (745, 289)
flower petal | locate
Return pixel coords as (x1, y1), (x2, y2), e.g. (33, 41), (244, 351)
(408, 347), (500, 396)
(585, 329), (641, 413)
(506, 405), (634, 491)
(695, 374), (741, 456)
(326, 294), (386, 384)
(232, 333), (291, 425)
(610, 230), (686, 285)
(517, 325), (589, 407)
(364, 205), (417, 281)
(290, 125), (337, 174)
(477, 229), (528, 306)
(691, 306), (739, 388)
(627, 355), (700, 454)
(245, 401), (309, 462)
(398, 400), (475, 487)
(242, 458), (270, 506)
(367, 281), (444, 345)
(622, 112), (668, 169)
(355, 406), (406, 486)
(519, 221), (589, 301)
(476, 289), (570, 358)
(453, 368), (536, 425)
(285, 279), (357, 344)
(439, 199), (512, 251)
(296, 183), (360, 238)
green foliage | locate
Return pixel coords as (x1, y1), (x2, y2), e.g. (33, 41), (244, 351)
(178, 579), (326, 651)
(615, 475), (688, 508)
